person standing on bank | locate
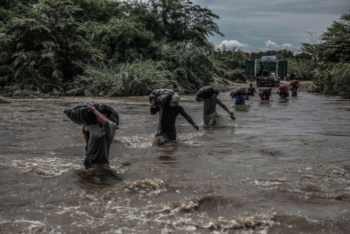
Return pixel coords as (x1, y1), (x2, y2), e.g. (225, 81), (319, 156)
(196, 90), (234, 126)
(274, 73), (278, 87)
(82, 103), (118, 169)
(150, 93), (199, 144)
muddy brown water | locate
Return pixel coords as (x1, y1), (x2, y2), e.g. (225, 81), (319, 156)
(1, 89), (350, 233)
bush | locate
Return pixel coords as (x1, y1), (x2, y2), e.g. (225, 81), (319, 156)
(332, 63), (350, 98)
(286, 58), (317, 80)
(73, 60), (180, 96)
(174, 68), (192, 93)
(155, 42), (214, 88)
(0, 0), (101, 88)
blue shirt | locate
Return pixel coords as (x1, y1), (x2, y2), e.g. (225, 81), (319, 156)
(235, 95), (247, 105)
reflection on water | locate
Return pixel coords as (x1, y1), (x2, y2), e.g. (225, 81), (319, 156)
(1, 90), (350, 233)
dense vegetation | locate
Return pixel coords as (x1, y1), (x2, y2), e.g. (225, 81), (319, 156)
(0, 0), (226, 96)
(0, 0), (349, 98)
(301, 10), (350, 98)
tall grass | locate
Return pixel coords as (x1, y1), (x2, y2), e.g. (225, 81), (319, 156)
(74, 60), (179, 96)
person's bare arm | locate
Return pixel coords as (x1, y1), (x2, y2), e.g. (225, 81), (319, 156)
(217, 99), (233, 115)
(87, 103), (108, 126)
(82, 127), (90, 151)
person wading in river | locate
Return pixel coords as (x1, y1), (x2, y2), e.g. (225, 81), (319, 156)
(248, 84), (257, 96)
(196, 90), (234, 126)
(151, 93), (199, 145)
(82, 103), (118, 169)
(290, 83), (300, 97)
(258, 89), (270, 101)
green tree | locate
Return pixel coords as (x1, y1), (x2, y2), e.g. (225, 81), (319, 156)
(303, 10), (350, 63)
(127, 0), (224, 46)
(0, 0), (38, 23)
(70, 0), (122, 22)
(0, 0), (101, 92)
(86, 18), (154, 63)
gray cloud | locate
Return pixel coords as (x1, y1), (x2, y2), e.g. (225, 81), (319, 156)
(192, 0), (350, 52)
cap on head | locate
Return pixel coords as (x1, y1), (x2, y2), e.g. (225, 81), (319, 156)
(171, 93), (180, 103)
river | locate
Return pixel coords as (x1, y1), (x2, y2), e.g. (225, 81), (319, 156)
(0, 89), (350, 233)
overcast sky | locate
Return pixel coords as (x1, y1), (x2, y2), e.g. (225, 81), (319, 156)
(191, 0), (350, 53)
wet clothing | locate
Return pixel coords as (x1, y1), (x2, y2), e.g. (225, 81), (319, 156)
(235, 95), (247, 105)
(258, 93), (270, 101)
(280, 89), (288, 99)
(151, 105), (195, 141)
(291, 86), (298, 96)
(196, 97), (228, 116)
(248, 87), (256, 96)
(83, 120), (117, 169)
(203, 111), (218, 126)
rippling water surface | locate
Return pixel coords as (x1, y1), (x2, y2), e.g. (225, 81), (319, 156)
(1, 90), (350, 233)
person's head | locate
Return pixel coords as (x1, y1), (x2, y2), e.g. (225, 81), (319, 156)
(250, 84), (253, 87)
(211, 89), (219, 99)
(99, 106), (112, 118)
(169, 93), (180, 107)
(98, 105), (113, 124)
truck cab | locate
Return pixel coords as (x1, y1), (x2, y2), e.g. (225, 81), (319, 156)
(245, 56), (287, 87)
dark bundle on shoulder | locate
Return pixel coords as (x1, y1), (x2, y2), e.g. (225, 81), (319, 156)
(149, 89), (175, 107)
(64, 101), (119, 126)
(197, 86), (215, 98)
(231, 87), (247, 97)
(261, 88), (272, 96)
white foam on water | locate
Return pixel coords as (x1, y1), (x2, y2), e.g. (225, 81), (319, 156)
(12, 219), (47, 233)
(177, 131), (204, 146)
(171, 211), (276, 230)
(140, 195), (277, 232)
(301, 164), (350, 182)
(177, 131), (204, 141)
(249, 164), (350, 201)
(115, 134), (153, 148)
(144, 194), (218, 215)
(116, 178), (167, 196)
(202, 115), (237, 128)
(144, 211), (277, 232)
(115, 131), (205, 148)
(252, 180), (283, 187)
(1, 157), (82, 177)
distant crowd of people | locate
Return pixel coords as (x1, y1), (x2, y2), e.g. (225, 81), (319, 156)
(72, 75), (301, 169)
